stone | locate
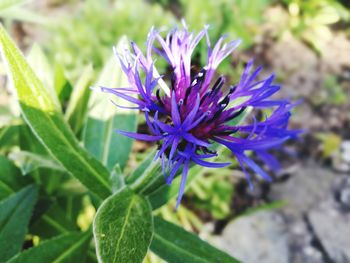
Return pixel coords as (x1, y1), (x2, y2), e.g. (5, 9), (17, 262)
(333, 176), (350, 211)
(288, 220), (325, 263)
(308, 201), (350, 263)
(339, 188), (350, 209)
(340, 141), (350, 164)
(269, 163), (335, 219)
(214, 211), (289, 263)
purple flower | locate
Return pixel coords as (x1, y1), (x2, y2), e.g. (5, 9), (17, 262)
(101, 24), (300, 207)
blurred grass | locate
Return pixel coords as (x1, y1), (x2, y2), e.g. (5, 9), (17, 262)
(46, 0), (176, 79)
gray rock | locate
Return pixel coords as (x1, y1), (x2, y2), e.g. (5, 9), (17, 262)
(339, 188), (350, 209)
(333, 141), (350, 172)
(308, 201), (350, 263)
(334, 176), (350, 211)
(269, 164), (335, 219)
(341, 141), (350, 164)
(215, 211), (289, 263)
(288, 221), (325, 263)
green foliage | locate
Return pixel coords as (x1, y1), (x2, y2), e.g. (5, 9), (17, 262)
(64, 64), (94, 135)
(0, 24), (112, 199)
(316, 132), (342, 158)
(322, 75), (347, 105)
(189, 173), (234, 219)
(93, 188), (153, 263)
(0, 185), (38, 262)
(9, 151), (65, 175)
(151, 217), (240, 263)
(181, 0), (272, 52)
(127, 148), (165, 195)
(279, 0), (350, 53)
(7, 232), (91, 263)
(0, 155), (31, 200)
(83, 38), (137, 171)
(148, 166), (203, 210)
(46, 0), (176, 79)
(27, 43), (57, 105)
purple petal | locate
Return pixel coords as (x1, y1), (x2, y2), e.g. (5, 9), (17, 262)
(192, 158), (230, 168)
(171, 91), (181, 126)
(176, 160), (189, 209)
(117, 130), (163, 141)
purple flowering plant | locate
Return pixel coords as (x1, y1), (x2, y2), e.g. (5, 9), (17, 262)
(100, 23), (300, 207)
(0, 18), (300, 262)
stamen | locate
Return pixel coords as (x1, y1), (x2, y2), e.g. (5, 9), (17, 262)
(224, 106), (247, 122)
(184, 84), (193, 104)
(171, 72), (176, 90)
(184, 68), (207, 105)
(200, 91), (211, 105)
(229, 85), (237, 94)
(215, 129), (239, 135)
(211, 76), (225, 91)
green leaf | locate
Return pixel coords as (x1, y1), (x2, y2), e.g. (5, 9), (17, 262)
(9, 150), (65, 175)
(93, 188), (153, 263)
(151, 217), (241, 263)
(27, 43), (58, 109)
(148, 165), (202, 210)
(0, 122), (19, 152)
(83, 37), (137, 171)
(65, 64), (93, 135)
(0, 155), (31, 200)
(127, 148), (166, 195)
(0, 184), (39, 263)
(18, 124), (68, 194)
(0, 24), (112, 199)
(30, 203), (78, 238)
(54, 63), (72, 107)
(110, 163), (125, 193)
(19, 123), (48, 156)
(7, 232), (91, 263)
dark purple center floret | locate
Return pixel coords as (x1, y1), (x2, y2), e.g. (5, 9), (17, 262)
(100, 23), (301, 207)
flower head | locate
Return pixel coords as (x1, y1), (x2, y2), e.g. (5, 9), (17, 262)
(101, 23), (300, 207)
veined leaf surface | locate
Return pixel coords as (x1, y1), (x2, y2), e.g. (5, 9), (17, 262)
(0, 25), (111, 199)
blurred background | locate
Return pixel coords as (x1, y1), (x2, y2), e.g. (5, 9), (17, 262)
(0, 0), (350, 262)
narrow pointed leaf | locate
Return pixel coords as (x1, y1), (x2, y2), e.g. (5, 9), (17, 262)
(54, 63), (72, 106)
(110, 164), (125, 193)
(151, 217), (241, 263)
(84, 37), (137, 171)
(127, 148), (166, 195)
(0, 155), (31, 201)
(7, 232), (91, 263)
(9, 150), (65, 175)
(27, 43), (58, 109)
(0, 122), (20, 151)
(0, 25), (111, 199)
(0, 185), (39, 262)
(93, 188), (153, 263)
(65, 64), (94, 134)
(30, 201), (79, 238)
